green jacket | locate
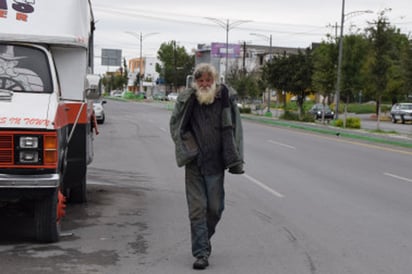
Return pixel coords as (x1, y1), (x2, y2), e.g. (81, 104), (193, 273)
(169, 85), (244, 172)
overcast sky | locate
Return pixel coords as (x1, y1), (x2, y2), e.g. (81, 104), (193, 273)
(92, 0), (412, 74)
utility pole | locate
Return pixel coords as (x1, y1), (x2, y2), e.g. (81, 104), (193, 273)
(125, 31), (159, 92)
(205, 18), (251, 82)
(242, 41), (246, 74)
(335, 0), (345, 120)
(250, 32), (273, 116)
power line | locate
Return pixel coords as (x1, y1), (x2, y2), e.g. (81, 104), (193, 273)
(95, 6), (332, 37)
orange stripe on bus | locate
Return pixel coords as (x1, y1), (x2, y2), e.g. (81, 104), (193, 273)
(54, 102), (92, 128)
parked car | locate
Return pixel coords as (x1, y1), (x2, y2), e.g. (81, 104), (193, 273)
(153, 92), (167, 101)
(110, 89), (123, 97)
(308, 103), (335, 120)
(167, 92), (178, 101)
(93, 99), (106, 124)
(390, 102), (412, 124)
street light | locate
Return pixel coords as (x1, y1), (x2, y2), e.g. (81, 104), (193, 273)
(335, 0), (372, 119)
(250, 32), (273, 116)
(126, 31), (159, 92)
(205, 18), (251, 81)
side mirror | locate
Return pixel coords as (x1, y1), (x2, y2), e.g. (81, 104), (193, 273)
(85, 74), (102, 99)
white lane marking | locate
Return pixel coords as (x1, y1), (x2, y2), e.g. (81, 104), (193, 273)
(268, 140), (296, 150)
(384, 172), (412, 183)
(243, 173), (285, 198)
(159, 127), (167, 132)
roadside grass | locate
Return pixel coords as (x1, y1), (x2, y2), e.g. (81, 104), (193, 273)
(242, 115), (412, 149)
(280, 101), (391, 115)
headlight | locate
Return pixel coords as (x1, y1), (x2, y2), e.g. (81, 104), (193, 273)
(11, 133), (58, 167)
(15, 135), (42, 165)
(19, 151), (39, 163)
(20, 136), (39, 148)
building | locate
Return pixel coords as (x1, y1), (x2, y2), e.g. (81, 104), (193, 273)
(194, 42), (318, 105)
(195, 42), (309, 81)
(127, 56), (159, 92)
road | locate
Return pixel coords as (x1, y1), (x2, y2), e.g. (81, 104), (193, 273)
(1, 99), (412, 274)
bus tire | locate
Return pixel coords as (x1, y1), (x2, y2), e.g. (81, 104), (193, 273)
(35, 188), (60, 243)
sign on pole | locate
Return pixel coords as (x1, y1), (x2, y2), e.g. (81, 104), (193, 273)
(101, 49), (122, 66)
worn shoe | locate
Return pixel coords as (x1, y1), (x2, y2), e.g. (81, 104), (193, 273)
(193, 256), (209, 270)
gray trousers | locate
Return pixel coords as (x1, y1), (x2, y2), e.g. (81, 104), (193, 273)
(185, 163), (225, 258)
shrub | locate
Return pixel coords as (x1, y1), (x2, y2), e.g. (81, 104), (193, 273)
(346, 117), (361, 129)
(239, 107), (251, 114)
(300, 113), (316, 122)
(123, 91), (136, 99)
(333, 119), (344, 127)
(280, 110), (317, 122)
(334, 117), (361, 129)
(281, 110), (299, 121)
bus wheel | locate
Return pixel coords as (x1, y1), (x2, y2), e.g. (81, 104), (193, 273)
(35, 189), (60, 243)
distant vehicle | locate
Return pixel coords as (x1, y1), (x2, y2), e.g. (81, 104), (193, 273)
(93, 100), (106, 124)
(167, 92), (178, 101)
(390, 102), (412, 124)
(110, 90), (123, 97)
(308, 103), (335, 120)
(153, 92), (167, 101)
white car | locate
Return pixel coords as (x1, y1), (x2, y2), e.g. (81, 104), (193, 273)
(390, 102), (412, 124)
(167, 92), (178, 101)
(110, 90), (122, 97)
(93, 100), (106, 124)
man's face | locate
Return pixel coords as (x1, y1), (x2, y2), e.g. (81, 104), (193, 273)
(195, 73), (215, 92)
(193, 72), (217, 105)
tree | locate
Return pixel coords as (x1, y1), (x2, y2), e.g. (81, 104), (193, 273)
(122, 57), (128, 79)
(156, 41), (194, 92)
(362, 10), (407, 128)
(226, 64), (261, 101)
(263, 52), (290, 108)
(340, 34), (370, 113)
(288, 48), (313, 116)
(101, 60), (128, 94)
(232, 74), (260, 101)
(401, 40), (412, 101)
(264, 49), (312, 117)
(312, 40), (338, 105)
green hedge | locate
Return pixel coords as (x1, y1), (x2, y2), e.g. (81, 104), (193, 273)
(334, 117), (361, 129)
(239, 107), (252, 114)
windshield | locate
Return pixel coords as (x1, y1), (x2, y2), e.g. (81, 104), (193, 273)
(0, 44), (53, 93)
(401, 104), (412, 110)
(313, 104), (331, 111)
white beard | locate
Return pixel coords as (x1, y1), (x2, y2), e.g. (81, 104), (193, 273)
(194, 82), (217, 105)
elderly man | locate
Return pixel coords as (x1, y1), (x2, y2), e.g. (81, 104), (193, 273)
(170, 63), (244, 270)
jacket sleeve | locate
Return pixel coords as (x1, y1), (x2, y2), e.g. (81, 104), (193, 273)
(169, 91), (199, 167)
(220, 85), (244, 174)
